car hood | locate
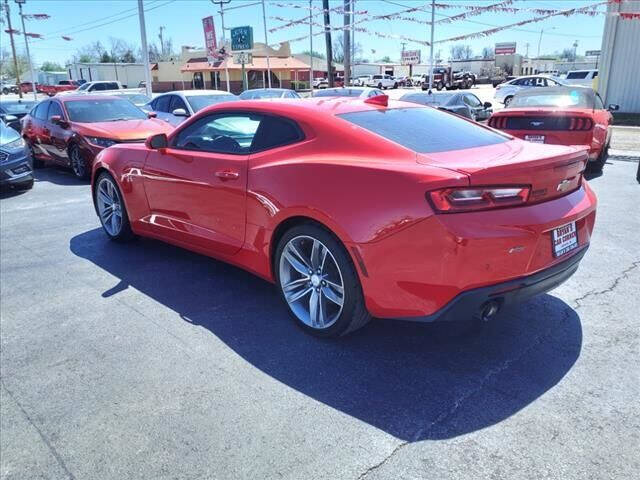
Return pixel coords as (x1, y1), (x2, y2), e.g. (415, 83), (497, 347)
(72, 118), (173, 140)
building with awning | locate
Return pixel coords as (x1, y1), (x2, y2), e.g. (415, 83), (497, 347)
(152, 42), (309, 93)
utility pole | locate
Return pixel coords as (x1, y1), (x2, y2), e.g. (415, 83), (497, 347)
(158, 26), (165, 57)
(212, 0), (231, 92)
(525, 42), (530, 58)
(351, 0), (355, 66)
(17, 0), (37, 101)
(428, 0), (434, 92)
(573, 40), (578, 66)
(322, 0), (333, 88)
(308, 0), (313, 95)
(343, 0), (351, 86)
(3, 0), (22, 98)
(261, 0), (271, 87)
(137, 0), (152, 97)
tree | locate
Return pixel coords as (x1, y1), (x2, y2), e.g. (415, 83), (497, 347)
(40, 61), (64, 72)
(0, 48), (29, 79)
(331, 35), (362, 64)
(120, 49), (137, 63)
(481, 46), (493, 59)
(300, 50), (325, 59)
(561, 48), (576, 62)
(377, 55), (392, 63)
(449, 44), (473, 60)
(100, 52), (115, 63)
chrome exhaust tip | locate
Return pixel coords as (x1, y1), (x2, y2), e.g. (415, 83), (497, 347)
(479, 300), (501, 322)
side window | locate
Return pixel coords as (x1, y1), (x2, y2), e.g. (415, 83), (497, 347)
(463, 94), (481, 107)
(174, 113), (262, 154)
(169, 95), (188, 113)
(253, 116), (304, 152)
(106, 82), (119, 90)
(47, 101), (63, 121)
(90, 83), (104, 91)
(154, 95), (171, 112)
(34, 101), (49, 120)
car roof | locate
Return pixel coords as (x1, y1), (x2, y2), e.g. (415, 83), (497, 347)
(57, 94), (123, 102)
(243, 88), (289, 92)
(513, 85), (595, 98)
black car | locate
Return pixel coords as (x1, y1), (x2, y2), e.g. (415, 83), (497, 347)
(0, 119), (33, 190)
(400, 91), (493, 121)
(0, 99), (37, 131)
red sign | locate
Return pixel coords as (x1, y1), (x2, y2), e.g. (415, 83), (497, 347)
(495, 42), (516, 55)
(202, 16), (217, 60)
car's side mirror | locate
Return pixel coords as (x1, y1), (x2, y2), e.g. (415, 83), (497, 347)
(147, 111), (157, 118)
(50, 115), (69, 128)
(172, 108), (189, 117)
(484, 101), (492, 109)
(608, 104), (619, 112)
(145, 133), (168, 150)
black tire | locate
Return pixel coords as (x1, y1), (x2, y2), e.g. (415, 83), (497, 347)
(69, 143), (90, 180)
(275, 223), (371, 338)
(2, 88), (8, 95)
(436, 82), (443, 91)
(393, 82), (398, 89)
(378, 83), (383, 89)
(14, 179), (34, 190)
(94, 172), (135, 242)
(504, 96), (513, 106)
(586, 144), (609, 174)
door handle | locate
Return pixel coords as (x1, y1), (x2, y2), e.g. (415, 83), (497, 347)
(215, 170), (239, 180)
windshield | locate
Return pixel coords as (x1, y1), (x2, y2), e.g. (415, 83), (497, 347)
(314, 88), (364, 98)
(0, 101), (36, 114)
(77, 83), (90, 91)
(185, 94), (237, 112)
(339, 107), (507, 153)
(510, 90), (593, 109)
(64, 99), (147, 122)
(1, 121), (21, 146)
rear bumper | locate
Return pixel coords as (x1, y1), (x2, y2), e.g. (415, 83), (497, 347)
(397, 246), (587, 323)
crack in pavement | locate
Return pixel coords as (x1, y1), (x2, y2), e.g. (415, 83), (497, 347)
(355, 306), (571, 479)
(572, 260), (640, 310)
(1, 380), (77, 480)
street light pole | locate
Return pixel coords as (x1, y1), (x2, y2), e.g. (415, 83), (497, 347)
(261, 0), (271, 88)
(137, 0), (153, 97)
(428, 0), (434, 92)
(3, 0), (23, 98)
(17, 1), (37, 101)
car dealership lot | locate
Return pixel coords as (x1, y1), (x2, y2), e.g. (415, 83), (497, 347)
(1, 145), (639, 480)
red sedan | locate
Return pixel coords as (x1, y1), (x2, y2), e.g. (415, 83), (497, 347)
(22, 95), (173, 179)
(488, 86), (618, 172)
(91, 95), (597, 337)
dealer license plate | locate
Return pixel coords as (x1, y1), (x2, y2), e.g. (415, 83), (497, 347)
(525, 135), (545, 144)
(552, 221), (578, 257)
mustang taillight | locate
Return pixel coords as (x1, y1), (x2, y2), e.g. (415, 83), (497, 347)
(428, 186), (530, 213)
(488, 116), (508, 129)
(569, 117), (593, 131)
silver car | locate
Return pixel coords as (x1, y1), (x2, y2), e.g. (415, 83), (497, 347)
(494, 75), (565, 106)
(147, 90), (237, 126)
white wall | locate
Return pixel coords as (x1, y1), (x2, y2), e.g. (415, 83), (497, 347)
(67, 63), (146, 88)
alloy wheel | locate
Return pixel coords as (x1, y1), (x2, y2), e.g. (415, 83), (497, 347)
(96, 177), (123, 236)
(70, 147), (86, 178)
(279, 235), (345, 330)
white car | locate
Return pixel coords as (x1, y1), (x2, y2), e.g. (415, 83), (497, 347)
(352, 75), (372, 87)
(564, 69), (598, 88)
(147, 90), (237, 126)
(494, 75), (565, 106)
(311, 87), (385, 99)
(312, 78), (329, 89)
(366, 74), (397, 90)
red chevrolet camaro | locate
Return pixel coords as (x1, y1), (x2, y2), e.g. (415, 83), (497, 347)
(488, 86), (618, 173)
(91, 95), (597, 337)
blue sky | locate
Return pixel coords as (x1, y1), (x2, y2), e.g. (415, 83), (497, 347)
(2, 0), (606, 67)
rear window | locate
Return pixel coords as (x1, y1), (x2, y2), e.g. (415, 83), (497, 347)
(510, 90), (594, 109)
(338, 107), (507, 153)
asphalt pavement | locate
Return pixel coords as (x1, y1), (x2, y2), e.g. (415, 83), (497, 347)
(1, 139), (639, 479)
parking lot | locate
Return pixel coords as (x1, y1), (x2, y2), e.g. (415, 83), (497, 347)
(1, 123), (638, 479)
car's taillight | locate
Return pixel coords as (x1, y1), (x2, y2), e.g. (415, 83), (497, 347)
(568, 117), (593, 131)
(488, 116), (507, 129)
(428, 186), (530, 213)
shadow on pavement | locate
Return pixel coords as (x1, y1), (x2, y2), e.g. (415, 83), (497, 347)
(70, 228), (582, 442)
(33, 166), (88, 186)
